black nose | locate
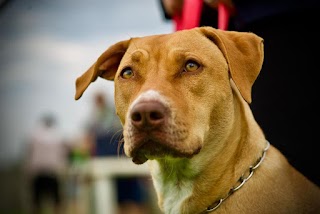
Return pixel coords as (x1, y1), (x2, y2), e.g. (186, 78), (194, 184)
(130, 101), (166, 129)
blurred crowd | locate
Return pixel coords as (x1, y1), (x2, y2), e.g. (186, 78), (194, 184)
(1, 91), (160, 214)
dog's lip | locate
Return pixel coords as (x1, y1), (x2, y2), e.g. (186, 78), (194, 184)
(132, 153), (148, 165)
(130, 139), (202, 164)
(130, 139), (157, 165)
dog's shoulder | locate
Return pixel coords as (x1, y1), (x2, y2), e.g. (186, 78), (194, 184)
(256, 146), (320, 212)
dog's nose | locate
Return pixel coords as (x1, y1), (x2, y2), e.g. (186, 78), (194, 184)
(130, 101), (166, 129)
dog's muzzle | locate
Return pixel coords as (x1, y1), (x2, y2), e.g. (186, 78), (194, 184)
(124, 99), (201, 164)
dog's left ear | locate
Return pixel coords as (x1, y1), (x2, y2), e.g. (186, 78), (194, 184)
(74, 39), (131, 100)
(198, 27), (264, 103)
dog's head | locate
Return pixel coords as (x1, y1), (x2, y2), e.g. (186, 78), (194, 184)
(75, 27), (263, 164)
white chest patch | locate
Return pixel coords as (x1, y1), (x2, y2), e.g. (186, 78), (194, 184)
(162, 179), (194, 214)
(150, 161), (195, 214)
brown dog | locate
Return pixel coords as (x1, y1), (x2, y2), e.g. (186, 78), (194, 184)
(75, 27), (320, 214)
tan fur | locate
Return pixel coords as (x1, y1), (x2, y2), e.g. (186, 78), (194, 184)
(75, 27), (320, 214)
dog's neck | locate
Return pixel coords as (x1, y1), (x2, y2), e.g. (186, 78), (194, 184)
(149, 139), (266, 214)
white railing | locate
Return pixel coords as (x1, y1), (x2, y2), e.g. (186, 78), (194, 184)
(74, 157), (151, 214)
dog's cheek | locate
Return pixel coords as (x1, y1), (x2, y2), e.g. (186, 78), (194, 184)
(114, 99), (127, 125)
(114, 82), (134, 123)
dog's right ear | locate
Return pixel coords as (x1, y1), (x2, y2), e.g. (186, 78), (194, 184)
(74, 39), (131, 100)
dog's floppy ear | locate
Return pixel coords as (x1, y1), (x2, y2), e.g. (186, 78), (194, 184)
(199, 27), (264, 103)
(74, 39), (131, 100)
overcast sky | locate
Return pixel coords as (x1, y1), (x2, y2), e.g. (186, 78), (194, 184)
(0, 0), (173, 167)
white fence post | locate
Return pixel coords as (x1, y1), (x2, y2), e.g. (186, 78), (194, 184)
(89, 157), (150, 214)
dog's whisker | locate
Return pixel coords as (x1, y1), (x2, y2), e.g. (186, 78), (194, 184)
(115, 131), (125, 156)
(168, 162), (175, 179)
(106, 128), (125, 157)
(116, 139), (125, 157)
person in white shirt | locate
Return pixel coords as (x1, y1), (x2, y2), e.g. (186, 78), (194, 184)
(25, 114), (69, 214)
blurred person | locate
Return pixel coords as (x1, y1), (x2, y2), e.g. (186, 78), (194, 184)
(159, 0), (320, 186)
(85, 92), (150, 214)
(25, 113), (70, 214)
(85, 92), (123, 156)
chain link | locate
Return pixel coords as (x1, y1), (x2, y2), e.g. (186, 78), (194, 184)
(205, 141), (270, 212)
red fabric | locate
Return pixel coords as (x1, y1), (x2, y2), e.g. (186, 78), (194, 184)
(173, 0), (203, 31)
(173, 0), (231, 31)
(217, 3), (230, 30)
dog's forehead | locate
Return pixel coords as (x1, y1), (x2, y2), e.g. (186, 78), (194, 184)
(127, 30), (211, 54)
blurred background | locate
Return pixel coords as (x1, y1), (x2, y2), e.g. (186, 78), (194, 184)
(0, 0), (173, 213)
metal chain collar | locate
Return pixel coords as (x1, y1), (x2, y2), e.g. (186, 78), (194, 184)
(204, 141), (270, 213)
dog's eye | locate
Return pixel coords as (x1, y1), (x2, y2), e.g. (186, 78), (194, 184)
(120, 67), (134, 79)
(184, 60), (200, 73)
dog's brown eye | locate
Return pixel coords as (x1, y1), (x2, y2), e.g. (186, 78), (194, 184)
(184, 60), (200, 72)
(120, 68), (134, 79)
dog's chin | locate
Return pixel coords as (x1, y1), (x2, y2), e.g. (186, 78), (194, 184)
(130, 140), (202, 165)
(132, 153), (149, 165)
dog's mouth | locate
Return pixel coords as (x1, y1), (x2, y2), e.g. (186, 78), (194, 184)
(124, 93), (203, 164)
(131, 138), (202, 164)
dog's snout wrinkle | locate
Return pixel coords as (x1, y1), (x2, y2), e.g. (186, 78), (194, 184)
(130, 101), (166, 129)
